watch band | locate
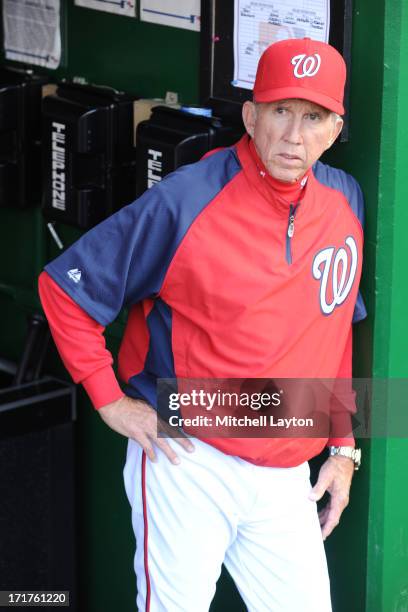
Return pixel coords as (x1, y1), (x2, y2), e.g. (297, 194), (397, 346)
(328, 446), (361, 470)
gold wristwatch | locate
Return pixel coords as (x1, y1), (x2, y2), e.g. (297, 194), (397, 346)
(328, 446), (361, 471)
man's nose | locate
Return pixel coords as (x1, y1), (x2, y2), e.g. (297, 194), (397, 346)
(283, 118), (303, 144)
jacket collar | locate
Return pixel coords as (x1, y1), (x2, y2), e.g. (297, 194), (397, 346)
(235, 134), (312, 215)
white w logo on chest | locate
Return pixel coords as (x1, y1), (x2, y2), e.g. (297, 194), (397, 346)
(312, 236), (358, 315)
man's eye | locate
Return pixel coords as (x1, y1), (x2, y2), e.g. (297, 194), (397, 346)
(275, 107), (286, 114)
(308, 113), (321, 121)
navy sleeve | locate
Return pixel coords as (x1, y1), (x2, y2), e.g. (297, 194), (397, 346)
(313, 160), (368, 323)
(44, 149), (241, 326)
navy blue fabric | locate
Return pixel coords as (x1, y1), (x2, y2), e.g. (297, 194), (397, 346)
(126, 298), (174, 409)
(313, 160), (367, 323)
(44, 148), (242, 326)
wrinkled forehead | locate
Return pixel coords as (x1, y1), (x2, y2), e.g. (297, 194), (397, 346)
(257, 98), (332, 114)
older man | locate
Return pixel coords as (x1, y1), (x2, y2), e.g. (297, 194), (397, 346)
(39, 38), (365, 611)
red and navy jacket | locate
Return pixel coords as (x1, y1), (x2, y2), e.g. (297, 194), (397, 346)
(39, 134), (366, 467)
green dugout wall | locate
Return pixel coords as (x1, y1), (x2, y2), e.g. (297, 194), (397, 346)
(0, 1), (407, 610)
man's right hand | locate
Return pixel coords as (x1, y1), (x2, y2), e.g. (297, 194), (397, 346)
(98, 395), (195, 464)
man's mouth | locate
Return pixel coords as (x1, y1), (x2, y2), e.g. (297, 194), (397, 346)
(278, 153), (301, 160)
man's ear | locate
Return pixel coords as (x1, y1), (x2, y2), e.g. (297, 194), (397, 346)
(242, 101), (257, 138)
(326, 116), (344, 149)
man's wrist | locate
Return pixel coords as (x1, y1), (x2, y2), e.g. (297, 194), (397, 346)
(328, 446), (361, 470)
(82, 365), (124, 409)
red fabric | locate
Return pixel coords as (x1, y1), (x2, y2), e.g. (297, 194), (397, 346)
(253, 38), (346, 114)
(117, 299), (155, 385)
(38, 271), (124, 409)
(326, 326), (355, 448)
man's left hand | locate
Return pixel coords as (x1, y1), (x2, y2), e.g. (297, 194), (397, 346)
(308, 455), (354, 540)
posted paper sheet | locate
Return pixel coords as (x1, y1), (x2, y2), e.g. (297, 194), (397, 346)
(74, 0), (136, 17)
(234, 0), (330, 90)
(3, 0), (61, 69)
(140, 0), (200, 31)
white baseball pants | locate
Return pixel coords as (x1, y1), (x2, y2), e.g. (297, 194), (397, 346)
(123, 437), (332, 612)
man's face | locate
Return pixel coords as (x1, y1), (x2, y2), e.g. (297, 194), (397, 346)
(242, 99), (343, 183)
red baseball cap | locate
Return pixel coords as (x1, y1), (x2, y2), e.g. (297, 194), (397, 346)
(253, 38), (346, 115)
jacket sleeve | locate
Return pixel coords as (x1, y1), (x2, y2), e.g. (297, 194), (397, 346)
(38, 270), (125, 409)
(41, 149), (239, 327)
(39, 150), (240, 407)
(39, 170), (193, 409)
(42, 185), (188, 327)
(326, 326), (356, 448)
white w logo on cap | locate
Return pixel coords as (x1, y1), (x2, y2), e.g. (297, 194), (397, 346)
(291, 54), (321, 78)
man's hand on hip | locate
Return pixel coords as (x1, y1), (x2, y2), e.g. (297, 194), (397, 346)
(98, 395), (195, 464)
(308, 455), (354, 540)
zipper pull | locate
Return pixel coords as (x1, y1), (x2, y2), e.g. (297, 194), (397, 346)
(287, 214), (295, 238)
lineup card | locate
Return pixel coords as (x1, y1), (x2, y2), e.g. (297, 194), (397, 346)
(2, 0), (61, 69)
(75, 0), (136, 17)
(233, 0), (330, 90)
